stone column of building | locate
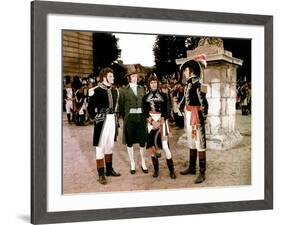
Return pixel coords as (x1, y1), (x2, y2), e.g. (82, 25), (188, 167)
(63, 31), (93, 78)
(176, 38), (243, 150)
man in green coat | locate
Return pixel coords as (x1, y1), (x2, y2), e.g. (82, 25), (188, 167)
(119, 66), (148, 174)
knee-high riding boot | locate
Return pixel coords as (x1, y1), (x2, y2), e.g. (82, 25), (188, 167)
(96, 159), (107, 185)
(180, 149), (197, 175)
(67, 113), (71, 123)
(152, 157), (159, 178)
(195, 151), (206, 183)
(105, 154), (121, 177)
(166, 158), (176, 179)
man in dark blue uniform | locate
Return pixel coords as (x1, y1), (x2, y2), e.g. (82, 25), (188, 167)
(144, 74), (176, 179)
(88, 67), (121, 185)
(179, 55), (209, 184)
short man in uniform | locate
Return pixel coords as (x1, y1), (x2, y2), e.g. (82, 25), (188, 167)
(144, 74), (176, 179)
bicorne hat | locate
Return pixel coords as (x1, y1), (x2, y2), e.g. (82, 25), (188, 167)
(180, 54), (207, 79)
(147, 73), (158, 83)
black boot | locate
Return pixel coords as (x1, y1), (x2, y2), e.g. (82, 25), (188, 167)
(195, 152), (206, 184)
(67, 113), (71, 123)
(97, 168), (107, 185)
(152, 157), (159, 178)
(105, 162), (121, 176)
(78, 115), (85, 126)
(105, 154), (121, 177)
(74, 113), (79, 125)
(180, 149), (197, 175)
(71, 112), (76, 123)
(96, 159), (107, 185)
(166, 158), (176, 179)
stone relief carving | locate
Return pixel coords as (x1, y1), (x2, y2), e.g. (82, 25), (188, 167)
(198, 37), (224, 48)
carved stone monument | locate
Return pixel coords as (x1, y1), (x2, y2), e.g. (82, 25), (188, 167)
(176, 38), (243, 150)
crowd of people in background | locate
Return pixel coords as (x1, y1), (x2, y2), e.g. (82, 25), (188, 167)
(236, 77), (251, 116)
(63, 73), (251, 129)
(63, 74), (189, 128)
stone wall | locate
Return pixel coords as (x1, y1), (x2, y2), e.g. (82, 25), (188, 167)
(63, 31), (93, 77)
(204, 61), (242, 150)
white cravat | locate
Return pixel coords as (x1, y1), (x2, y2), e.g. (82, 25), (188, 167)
(129, 83), (138, 96)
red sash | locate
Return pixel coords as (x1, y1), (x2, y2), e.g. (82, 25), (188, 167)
(186, 105), (202, 138)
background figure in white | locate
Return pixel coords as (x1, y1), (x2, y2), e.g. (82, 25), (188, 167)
(63, 77), (74, 123)
(64, 88), (74, 123)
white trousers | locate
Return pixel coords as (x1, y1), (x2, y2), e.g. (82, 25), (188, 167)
(161, 138), (172, 159)
(147, 120), (172, 159)
(96, 114), (116, 159)
(65, 100), (73, 114)
(184, 110), (205, 151)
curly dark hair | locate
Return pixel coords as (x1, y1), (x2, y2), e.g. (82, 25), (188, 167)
(147, 73), (159, 90)
(99, 67), (113, 81)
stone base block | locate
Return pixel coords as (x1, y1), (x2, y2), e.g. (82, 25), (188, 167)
(206, 130), (242, 150)
(177, 130), (242, 150)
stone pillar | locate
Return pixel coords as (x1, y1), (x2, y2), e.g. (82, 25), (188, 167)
(176, 38), (243, 150)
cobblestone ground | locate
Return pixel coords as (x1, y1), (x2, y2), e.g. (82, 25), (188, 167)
(63, 111), (251, 194)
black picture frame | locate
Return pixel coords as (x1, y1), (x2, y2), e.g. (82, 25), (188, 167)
(31, 0), (273, 224)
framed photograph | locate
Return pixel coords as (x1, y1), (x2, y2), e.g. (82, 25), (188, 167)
(31, 0), (273, 224)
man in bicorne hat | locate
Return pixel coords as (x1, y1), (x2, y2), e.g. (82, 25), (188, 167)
(179, 54), (209, 184)
(118, 65), (148, 174)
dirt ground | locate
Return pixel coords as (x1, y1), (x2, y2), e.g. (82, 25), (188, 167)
(63, 110), (251, 194)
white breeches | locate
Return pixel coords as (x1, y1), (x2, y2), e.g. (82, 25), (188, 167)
(162, 138), (172, 159)
(184, 110), (206, 152)
(147, 119), (172, 159)
(96, 114), (115, 159)
(65, 100), (73, 114)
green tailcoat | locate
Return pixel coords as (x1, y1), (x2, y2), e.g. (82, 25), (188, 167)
(119, 85), (146, 145)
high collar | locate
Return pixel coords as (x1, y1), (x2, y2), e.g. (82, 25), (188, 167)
(187, 75), (200, 84)
(129, 83), (138, 88)
(99, 82), (111, 89)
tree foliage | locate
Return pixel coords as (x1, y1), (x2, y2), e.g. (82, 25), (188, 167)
(186, 37), (200, 50)
(92, 33), (121, 76)
(153, 35), (187, 76)
(110, 63), (127, 85)
(223, 38), (251, 81)
(153, 35), (193, 77)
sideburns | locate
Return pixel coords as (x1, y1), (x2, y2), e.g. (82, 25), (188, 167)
(105, 77), (111, 84)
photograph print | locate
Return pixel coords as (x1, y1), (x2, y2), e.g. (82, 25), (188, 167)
(62, 31), (251, 194)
